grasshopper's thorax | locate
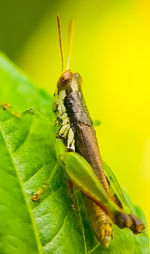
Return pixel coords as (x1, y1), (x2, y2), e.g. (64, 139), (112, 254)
(53, 70), (82, 151)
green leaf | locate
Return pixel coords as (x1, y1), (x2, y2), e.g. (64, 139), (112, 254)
(0, 53), (84, 254)
(0, 105), (84, 254)
(0, 52), (52, 116)
(0, 53), (149, 254)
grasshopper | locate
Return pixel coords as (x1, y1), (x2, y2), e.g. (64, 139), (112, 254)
(32, 16), (145, 248)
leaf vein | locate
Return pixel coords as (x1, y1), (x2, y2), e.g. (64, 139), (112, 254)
(0, 122), (43, 254)
(43, 211), (68, 248)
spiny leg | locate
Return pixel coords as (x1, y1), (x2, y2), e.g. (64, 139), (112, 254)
(32, 164), (59, 201)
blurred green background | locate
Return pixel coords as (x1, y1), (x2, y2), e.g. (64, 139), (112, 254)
(0, 0), (150, 232)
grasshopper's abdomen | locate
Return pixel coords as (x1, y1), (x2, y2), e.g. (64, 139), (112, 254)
(84, 197), (113, 247)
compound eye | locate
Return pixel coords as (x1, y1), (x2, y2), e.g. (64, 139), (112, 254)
(57, 71), (73, 90)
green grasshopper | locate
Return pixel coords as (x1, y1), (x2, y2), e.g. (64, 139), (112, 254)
(32, 16), (145, 248)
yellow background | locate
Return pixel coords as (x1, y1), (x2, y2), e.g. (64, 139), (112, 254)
(2, 0), (150, 231)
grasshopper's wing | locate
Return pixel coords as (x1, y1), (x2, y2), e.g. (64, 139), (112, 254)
(103, 161), (130, 215)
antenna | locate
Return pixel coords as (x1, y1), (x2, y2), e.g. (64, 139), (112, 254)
(57, 15), (64, 72)
(66, 19), (74, 70)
